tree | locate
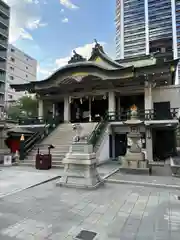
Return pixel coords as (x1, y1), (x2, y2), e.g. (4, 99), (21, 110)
(7, 95), (38, 120)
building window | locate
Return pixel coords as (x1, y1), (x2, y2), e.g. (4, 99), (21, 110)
(10, 57), (15, 62)
(26, 66), (28, 70)
(8, 95), (13, 99)
(9, 76), (14, 80)
(11, 48), (15, 53)
(26, 74), (28, 78)
(10, 66), (14, 71)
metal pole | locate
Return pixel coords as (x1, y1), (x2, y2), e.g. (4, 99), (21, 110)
(19, 134), (25, 160)
(89, 97), (92, 122)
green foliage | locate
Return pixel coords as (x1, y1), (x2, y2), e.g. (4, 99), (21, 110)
(7, 95), (38, 120)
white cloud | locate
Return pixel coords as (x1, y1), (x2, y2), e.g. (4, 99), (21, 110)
(26, 19), (48, 30)
(38, 42), (106, 79)
(60, 8), (65, 13)
(62, 17), (69, 23)
(55, 42), (106, 68)
(37, 65), (54, 76)
(59, 0), (79, 9)
(4, 0), (47, 43)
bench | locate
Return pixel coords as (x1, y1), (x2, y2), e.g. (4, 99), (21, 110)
(170, 157), (180, 177)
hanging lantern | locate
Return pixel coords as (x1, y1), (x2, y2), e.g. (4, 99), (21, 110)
(170, 65), (175, 73)
(92, 96), (94, 101)
(103, 94), (106, 100)
(86, 96), (89, 99)
(80, 98), (83, 104)
(69, 96), (72, 103)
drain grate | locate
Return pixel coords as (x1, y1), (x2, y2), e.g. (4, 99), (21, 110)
(75, 230), (97, 240)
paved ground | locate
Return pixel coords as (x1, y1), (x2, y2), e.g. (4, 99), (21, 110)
(107, 168), (180, 188)
(0, 167), (60, 198)
(0, 179), (180, 240)
(0, 163), (118, 199)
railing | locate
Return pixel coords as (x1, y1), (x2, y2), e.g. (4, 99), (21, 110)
(87, 108), (179, 148)
(18, 117), (46, 125)
(88, 113), (108, 147)
(18, 116), (62, 125)
(20, 116), (62, 159)
(107, 108), (179, 121)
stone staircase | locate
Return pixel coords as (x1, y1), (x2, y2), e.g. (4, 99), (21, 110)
(20, 122), (97, 168)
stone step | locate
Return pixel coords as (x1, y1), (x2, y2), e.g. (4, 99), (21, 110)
(22, 122), (98, 169)
(33, 145), (70, 150)
(28, 150), (68, 156)
(19, 160), (64, 168)
(26, 155), (65, 161)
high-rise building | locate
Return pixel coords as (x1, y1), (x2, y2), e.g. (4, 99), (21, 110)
(0, 0), (10, 112)
(115, 0), (180, 83)
(5, 44), (37, 103)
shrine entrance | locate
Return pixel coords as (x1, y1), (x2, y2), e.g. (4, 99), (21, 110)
(70, 98), (89, 123)
(70, 96), (108, 123)
(91, 96), (108, 122)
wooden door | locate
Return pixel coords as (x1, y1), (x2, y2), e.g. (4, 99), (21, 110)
(153, 102), (171, 120)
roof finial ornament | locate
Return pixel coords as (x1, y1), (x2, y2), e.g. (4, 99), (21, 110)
(93, 39), (104, 53)
(73, 50), (77, 55)
(68, 49), (86, 64)
(94, 39), (98, 44)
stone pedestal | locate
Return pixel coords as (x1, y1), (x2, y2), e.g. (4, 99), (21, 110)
(57, 142), (103, 189)
(120, 118), (149, 174)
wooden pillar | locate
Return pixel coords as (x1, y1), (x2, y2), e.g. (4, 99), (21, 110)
(108, 91), (116, 120)
(145, 83), (153, 110)
(64, 96), (70, 122)
(38, 99), (43, 119)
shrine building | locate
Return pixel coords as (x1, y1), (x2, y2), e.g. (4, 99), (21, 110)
(11, 41), (180, 164)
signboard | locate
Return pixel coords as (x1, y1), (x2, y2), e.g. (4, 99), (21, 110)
(4, 155), (12, 166)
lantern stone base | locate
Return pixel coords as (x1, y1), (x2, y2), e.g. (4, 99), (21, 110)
(120, 151), (149, 174)
(56, 143), (103, 189)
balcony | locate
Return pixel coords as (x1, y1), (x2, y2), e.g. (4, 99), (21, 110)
(0, 72), (6, 82)
(0, 27), (8, 37)
(0, 15), (8, 26)
(0, 86), (4, 94)
(0, 39), (7, 48)
(0, 50), (6, 60)
(0, 98), (4, 105)
(0, 5), (10, 17)
(107, 108), (179, 122)
(0, 61), (6, 70)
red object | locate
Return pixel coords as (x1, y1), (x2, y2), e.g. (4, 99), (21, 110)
(35, 154), (52, 170)
(7, 139), (20, 153)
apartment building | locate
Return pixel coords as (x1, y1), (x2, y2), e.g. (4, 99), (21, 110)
(115, 0), (180, 83)
(5, 44), (37, 103)
(0, 0), (9, 111)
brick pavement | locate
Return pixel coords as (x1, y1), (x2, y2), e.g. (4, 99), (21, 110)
(0, 180), (180, 239)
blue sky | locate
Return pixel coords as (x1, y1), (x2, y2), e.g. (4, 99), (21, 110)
(5, 0), (116, 80)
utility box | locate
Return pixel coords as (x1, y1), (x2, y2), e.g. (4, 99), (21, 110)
(36, 154), (52, 170)
(35, 145), (54, 170)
